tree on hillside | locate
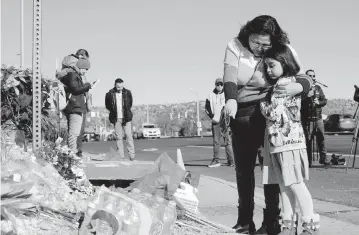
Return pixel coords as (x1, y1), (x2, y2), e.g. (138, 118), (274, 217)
(155, 113), (171, 136)
(322, 99), (358, 115)
(180, 118), (196, 136)
(132, 110), (147, 129)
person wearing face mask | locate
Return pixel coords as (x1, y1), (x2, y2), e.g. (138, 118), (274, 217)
(205, 78), (235, 168)
(222, 15), (312, 234)
(61, 57), (93, 155)
(105, 78), (135, 160)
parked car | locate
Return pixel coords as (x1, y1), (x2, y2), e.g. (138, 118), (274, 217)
(324, 114), (356, 133)
(136, 123), (161, 139)
(106, 131), (137, 141)
(106, 132), (116, 141)
(82, 133), (100, 142)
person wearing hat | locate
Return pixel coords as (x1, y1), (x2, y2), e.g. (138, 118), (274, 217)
(56, 49), (92, 158)
(62, 57), (93, 155)
(205, 78), (235, 167)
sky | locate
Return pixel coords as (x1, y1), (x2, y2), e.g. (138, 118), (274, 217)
(2, 0), (358, 106)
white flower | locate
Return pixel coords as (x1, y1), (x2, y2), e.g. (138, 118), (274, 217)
(1, 220), (14, 233)
(61, 145), (70, 152)
(4, 74), (20, 89)
(71, 166), (85, 177)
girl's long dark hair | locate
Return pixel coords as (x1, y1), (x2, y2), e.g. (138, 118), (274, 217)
(264, 44), (300, 77)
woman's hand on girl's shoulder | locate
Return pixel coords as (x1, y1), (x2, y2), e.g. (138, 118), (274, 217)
(274, 82), (303, 97)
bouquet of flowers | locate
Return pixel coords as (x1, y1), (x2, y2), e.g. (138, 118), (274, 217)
(1, 64), (56, 140)
(34, 140), (93, 196)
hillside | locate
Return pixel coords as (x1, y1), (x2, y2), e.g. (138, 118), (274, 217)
(322, 99), (358, 116)
(90, 101), (211, 136)
(86, 98), (358, 136)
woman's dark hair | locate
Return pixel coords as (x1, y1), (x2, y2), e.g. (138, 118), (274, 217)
(76, 49), (89, 58)
(238, 15), (289, 50)
(264, 44), (300, 77)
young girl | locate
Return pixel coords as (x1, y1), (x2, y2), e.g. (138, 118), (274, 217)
(260, 44), (320, 235)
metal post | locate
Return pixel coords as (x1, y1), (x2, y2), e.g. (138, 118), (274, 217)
(20, 0), (25, 67)
(56, 84), (60, 137)
(32, 0), (42, 150)
(55, 58), (60, 137)
(196, 99), (201, 136)
(104, 113), (107, 132)
(190, 88), (202, 137)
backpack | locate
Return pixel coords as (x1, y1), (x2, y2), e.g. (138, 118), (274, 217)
(330, 154), (346, 165)
(54, 55), (77, 112)
(52, 81), (70, 111)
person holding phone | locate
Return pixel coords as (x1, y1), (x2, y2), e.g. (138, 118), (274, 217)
(61, 57), (93, 157)
(56, 49), (92, 157)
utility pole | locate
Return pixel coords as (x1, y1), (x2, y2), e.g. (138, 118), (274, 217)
(196, 99), (201, 137)
(190, 88), (202, 137)
(20, 0), (25, 67)
(104, 113), (107, 132)
(146, 104), (150, 123)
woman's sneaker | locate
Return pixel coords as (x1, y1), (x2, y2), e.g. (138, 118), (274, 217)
(208, 160), (221, 168)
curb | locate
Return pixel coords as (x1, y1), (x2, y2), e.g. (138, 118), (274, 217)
(186, 145), (355, 157)
(203, 175), (359, 212)
(200, 176), (359, 228)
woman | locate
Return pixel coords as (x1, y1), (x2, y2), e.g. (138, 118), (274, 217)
(75, 49), (91, 158)
(222, 15), (312, 234)
(56, 49), (91, 158)
(61, 57), (92, 156)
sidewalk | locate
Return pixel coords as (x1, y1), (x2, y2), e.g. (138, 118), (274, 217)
(197, 175), (359, 235)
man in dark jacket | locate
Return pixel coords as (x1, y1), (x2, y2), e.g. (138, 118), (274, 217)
(61, 58), (92, 155)
(105, 78), (135, 160)
(302, 69), (329, 166)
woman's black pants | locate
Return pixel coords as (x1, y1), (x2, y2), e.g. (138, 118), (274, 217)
(230, 105), (280, 231)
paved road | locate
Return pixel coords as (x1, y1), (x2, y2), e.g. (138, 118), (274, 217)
(83, 135), (359, 208)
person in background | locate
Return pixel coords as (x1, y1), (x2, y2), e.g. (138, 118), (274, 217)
(205, 78), (235, 168)
(105, 78), (135, 160)
(61, 57), (92, 156)
(75, 49), (91, 158)
(301, 69), (329, 166)
(56, 49), (91, 157)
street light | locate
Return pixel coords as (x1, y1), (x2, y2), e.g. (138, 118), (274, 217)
(190, 88), (202, 137)
(20, 0), (25, 67)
